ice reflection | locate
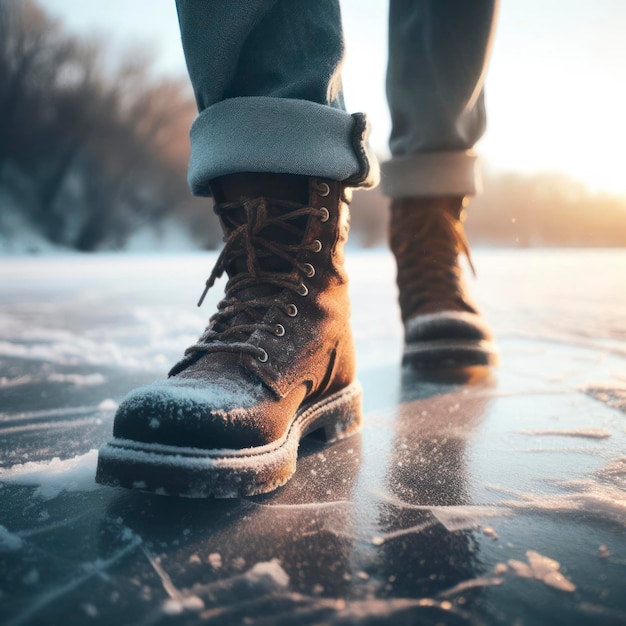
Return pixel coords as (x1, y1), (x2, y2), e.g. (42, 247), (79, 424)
(347, 366), (494, 604)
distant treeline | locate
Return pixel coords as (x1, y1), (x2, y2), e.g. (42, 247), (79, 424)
(1, 0), (625, 252)
(350, 172), (626, 248)
(0, 0), (221, 251)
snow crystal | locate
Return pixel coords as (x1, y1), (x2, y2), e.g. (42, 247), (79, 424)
(0, 525), (23, 552)
(482, 526), (499, 539)
(0, 450), (100, 500)
(494, 563), (508, 575)
(232, 556), (246, 571)
(208, 553), (222, 569)
(162, 596), (204, 615)
(98, 399), (118, 412)
(82, 603), (98, 617)
(22, 568), (40, 585)
(246, 561), (289, 588)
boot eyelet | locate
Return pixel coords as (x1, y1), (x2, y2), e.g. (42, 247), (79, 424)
(274, 324), (285, 337)
(286, 304), (298, 317)
(312, 240), (322, 253)
(318, 182), (330, 197)
(319, 207), (329, 222)
(297, 283), (309, 297)
(257, 348), (268, 363)
(303, 263), (315, 277)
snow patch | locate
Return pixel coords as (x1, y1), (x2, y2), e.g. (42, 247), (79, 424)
(187, 559), (290, 609)
(0, 373), (106, 388)
(47, 373), (106, 387)
(488, 458), (626, 529)
(0, 375), (36, 389)
(247, 561), (290, 588)
(122, 378), (260, 414)
(0, 525), (23, 552)
(0, 338), (169, 371)
(97, 399), (118, 412)
(586, 382), (626, 413)
(497, 550), (576, 592)
(0, 450), (100, 500)
(597, 457), (626, 483)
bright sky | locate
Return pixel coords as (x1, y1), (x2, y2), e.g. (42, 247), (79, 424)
(41, 0), (626, 196)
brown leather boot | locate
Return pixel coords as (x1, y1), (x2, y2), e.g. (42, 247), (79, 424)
(389, 196), (497, 370)
(96, 174), (361, 497)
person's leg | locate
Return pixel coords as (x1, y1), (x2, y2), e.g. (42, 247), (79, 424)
(97, 0), (377, 497)
(384, 0), (498, 370)
(176, 0), (378, 193)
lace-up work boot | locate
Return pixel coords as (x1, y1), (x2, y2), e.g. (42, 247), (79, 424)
(389, 196), (497, 370)
(96, 174), (361, 497)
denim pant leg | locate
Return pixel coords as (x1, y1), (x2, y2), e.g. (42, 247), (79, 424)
(382, 0), (498, 198)
(175, 0), (379, 196)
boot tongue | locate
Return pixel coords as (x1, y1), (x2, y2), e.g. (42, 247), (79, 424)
(211, 173), (310, 276)
(210, 173), (309, 206)
(208, 174), (311, 331)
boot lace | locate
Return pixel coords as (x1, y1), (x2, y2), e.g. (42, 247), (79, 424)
(390, 199), (478, 319)
(169, 196), (324, 376)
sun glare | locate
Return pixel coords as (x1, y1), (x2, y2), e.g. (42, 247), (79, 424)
(479, 68), (626, 197)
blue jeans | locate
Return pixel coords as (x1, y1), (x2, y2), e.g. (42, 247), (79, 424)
(176, 0), (498, 197)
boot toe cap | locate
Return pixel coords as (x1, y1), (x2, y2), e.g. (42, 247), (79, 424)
(403, 311), (497, 370)
(112, 377), (276, 449)
(405, 310), (493, 343)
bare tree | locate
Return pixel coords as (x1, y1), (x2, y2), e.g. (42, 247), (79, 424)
(0, 0), (223, 251)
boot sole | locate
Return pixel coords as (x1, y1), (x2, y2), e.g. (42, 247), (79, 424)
(95, 382), (362, 498)
(403, 339), (498, 370)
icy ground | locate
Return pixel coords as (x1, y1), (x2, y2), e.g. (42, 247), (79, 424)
(1, 249), (626, 625)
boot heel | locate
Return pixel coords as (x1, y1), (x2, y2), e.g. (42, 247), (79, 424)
(305, 384), (362, 444)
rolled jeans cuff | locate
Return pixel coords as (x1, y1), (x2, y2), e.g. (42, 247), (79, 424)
(381, 150), (481, 198)
(187, 96), (380, 196)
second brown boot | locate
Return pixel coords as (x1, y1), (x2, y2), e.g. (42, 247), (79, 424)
(389, 196), (497, 371)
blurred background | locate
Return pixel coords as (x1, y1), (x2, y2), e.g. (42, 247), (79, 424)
(1, 0), (626, 254)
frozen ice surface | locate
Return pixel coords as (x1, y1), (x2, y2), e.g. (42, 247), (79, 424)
(1, 250), (626, 625)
